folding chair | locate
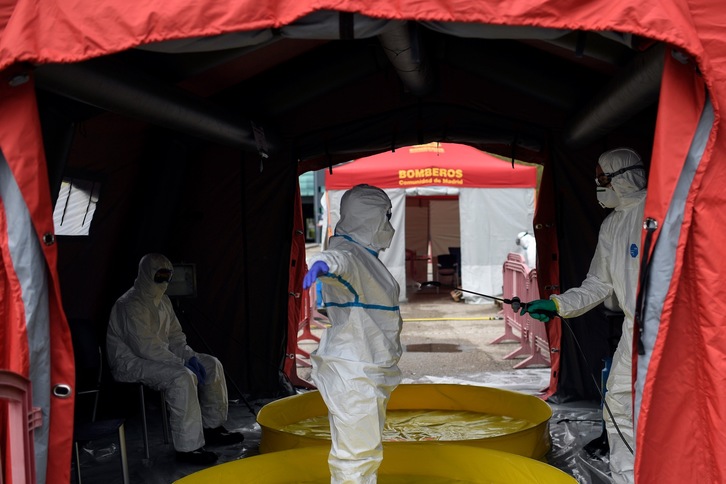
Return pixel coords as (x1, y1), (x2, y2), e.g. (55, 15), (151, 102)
(68, 320), (130, 484)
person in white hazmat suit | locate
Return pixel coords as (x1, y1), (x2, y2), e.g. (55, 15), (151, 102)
(516, 231), (537, 270)
(302, 184), (402, 484)
(106, 253), (244, 465)
(523, 148), (646, 484)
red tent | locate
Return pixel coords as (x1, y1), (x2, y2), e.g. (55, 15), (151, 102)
(322, 142), (538, 310)
(325, 143), (537, 189)
(0, 1), (723, 483)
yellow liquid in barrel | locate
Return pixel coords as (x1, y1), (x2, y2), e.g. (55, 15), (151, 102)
(280, 409), (535, 441)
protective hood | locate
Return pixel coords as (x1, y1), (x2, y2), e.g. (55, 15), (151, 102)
(598, 147), (647, 207)
(517, 231), (534, 250)
(335, 184), (394, 251)
(133, 253), (173, 303)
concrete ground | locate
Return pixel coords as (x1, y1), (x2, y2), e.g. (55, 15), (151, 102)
(297, 242), (547, 386)
(296, 287), (541, 386)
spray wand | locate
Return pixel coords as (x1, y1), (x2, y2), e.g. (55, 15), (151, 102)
(420, 281), (557, 319)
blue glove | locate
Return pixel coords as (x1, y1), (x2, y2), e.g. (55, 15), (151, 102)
(303, 261), (329, 289)
(520, 299), (557, 322)
(185, 356), (207, 385)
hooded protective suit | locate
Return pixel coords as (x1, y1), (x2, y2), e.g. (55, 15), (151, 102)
(516, 231), (537, 270)
(307, 185), (402, 484)
(551, 148), (646, 484)
(106, 253), (229, 452)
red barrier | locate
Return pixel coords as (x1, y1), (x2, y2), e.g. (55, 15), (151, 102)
(0, 370), (42, 484)
(492, 253), (551, 369)
(513, 269), (551, 369)
(296, 287), (328, 368)
(491, 253), (528, 347)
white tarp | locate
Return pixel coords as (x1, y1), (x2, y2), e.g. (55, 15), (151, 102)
(460, 187), (535, 303)
(324, 186), (535, 303)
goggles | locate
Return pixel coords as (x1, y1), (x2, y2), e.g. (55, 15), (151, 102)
(153, 269), (173, 283)
(595, 164), (645, 187)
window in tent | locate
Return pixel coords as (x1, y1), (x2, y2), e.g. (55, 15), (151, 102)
(52, 177), (100, 236)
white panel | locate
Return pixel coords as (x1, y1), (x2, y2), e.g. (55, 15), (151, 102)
(325, 189), (408, 302)
(327, 187), (535, 304)
(324, 190), (345, 249)
(379, 189), (407, 301)
(460, 188), (535, 303)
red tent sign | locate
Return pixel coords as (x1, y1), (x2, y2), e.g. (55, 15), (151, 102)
(398, 144), (463, 187)
(398, 166), (463, 187)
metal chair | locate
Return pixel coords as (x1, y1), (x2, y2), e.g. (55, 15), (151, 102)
(68, 319), (130, 484)
(73, 419), (130, 484)
(138, 385), (171, 460)
(436, 254), (459, 287)
(108, 380), (170, 461)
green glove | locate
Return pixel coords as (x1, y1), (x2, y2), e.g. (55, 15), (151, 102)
(521, 299), (557, 322)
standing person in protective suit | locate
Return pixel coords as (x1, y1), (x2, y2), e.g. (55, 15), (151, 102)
(522, 148), (646, 484)
(516, 231), (537, 270)
(107, 253), (244, 465)
(302, 184), (402, 484)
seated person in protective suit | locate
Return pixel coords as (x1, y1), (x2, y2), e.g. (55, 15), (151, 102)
(106, 253), (243, 465)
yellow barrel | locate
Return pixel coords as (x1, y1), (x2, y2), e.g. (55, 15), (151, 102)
(257, 384), (552, 459)
(174, 444), (576, 483)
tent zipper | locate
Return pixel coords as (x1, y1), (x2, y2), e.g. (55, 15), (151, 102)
(635, 217), (658, 355)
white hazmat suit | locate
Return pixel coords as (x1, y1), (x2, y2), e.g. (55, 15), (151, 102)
(106, 253), (229, 453)
(551, 148), (646, 484)
(516, 231), (537, 270)
(307, 185), (402, 484)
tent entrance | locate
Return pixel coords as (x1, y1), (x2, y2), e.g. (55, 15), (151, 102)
(405, 195), (461, 288)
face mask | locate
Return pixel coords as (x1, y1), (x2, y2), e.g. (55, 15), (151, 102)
(597, 187), (620, 208)
(154, 269), (173, 283)
(372, 221), (395, 250)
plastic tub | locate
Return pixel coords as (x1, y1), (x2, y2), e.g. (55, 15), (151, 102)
(257, 383), (551, 459)
(174, 444), (576, 483)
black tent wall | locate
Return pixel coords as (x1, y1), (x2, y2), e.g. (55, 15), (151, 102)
(52, 110), (296, 398)
(48, 110), (656, 401)
(546, 140), (652, 403)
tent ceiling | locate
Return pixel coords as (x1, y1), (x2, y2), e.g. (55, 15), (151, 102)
(33, 13), (660, 168)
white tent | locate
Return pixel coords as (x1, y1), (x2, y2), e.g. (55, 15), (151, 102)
(323, 143), (537, 303)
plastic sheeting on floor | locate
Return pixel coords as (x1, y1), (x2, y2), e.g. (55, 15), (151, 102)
(406, 369), (615, 484)
(74, 370), (616, 483)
